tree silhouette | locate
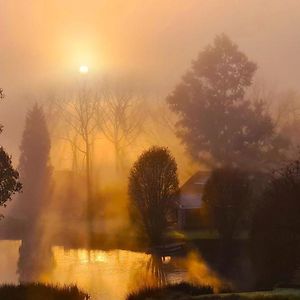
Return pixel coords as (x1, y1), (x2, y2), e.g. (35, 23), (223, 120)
(203, 167), (252, 274)
(251, 159), (300, 287)
(17, 104), (51, 221)
(203, 167), (251, 242)
(128, 146), (179, 246)
(54, 86), (99, 241)
(167, 34), (288, 169)
(0, 89), (22, 214)
(0, 148), (22, 209)
(99, 82), (145, 172)
(16, 104), (53, 282)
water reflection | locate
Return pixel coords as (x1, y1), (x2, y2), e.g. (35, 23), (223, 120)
(146, 255), (167, 286)
(182, 251), (225, 292)
(17, 219), (55, 283)
(0, 241), (224, 300)
(129, 255), (168, 292)
(0, 240), (20, 283)
(18, 238), (54, 282)
(49, 248), (180, 299)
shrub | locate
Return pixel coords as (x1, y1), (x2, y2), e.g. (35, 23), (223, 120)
(126, 282), (213, 300)
(0, 283), (89, 300)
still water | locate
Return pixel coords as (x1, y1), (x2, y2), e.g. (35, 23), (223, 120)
(0, 240), (191, 299)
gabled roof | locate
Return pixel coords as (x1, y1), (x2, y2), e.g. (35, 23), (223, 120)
(179, 171), (210, 209)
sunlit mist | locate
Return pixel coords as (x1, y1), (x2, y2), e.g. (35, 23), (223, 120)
(79, 65), (89, 74)
(1, 1), (300, 300)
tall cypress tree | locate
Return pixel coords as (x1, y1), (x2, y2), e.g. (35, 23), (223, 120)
(16, 103), (52, 221)
(16, 104), (53, 282)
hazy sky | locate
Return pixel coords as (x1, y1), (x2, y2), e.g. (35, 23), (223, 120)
(1, 0), (300, 156)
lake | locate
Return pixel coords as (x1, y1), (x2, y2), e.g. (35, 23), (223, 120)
(0, 240), (202, 300)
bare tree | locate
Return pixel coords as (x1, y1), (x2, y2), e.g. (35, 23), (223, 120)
(98, 83), (146, 171)
(55, 85), (99, 241)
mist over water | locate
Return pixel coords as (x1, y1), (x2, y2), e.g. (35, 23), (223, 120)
(0, 241), (225, 300)
(1, 1), (300, 299)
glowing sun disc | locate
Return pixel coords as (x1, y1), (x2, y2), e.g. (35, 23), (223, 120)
(79, 65), (89, 73)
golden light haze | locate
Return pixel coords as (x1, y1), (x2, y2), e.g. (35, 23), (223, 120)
(1, 3), (300, 298)
(1, 0), (300, 161)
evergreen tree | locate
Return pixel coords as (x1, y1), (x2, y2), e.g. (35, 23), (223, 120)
(17, 104), (53, 282)
(167, 34), (288, 169)
(16, 103), (52, 221)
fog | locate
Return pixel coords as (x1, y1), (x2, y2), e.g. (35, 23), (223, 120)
(1, 0), (300, 159)
(1, 2), (300, 298)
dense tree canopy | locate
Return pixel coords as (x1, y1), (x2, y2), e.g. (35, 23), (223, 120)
(203, 167), (251, 242)
(0, 89), (22, 211)
(0, 148), (22, 208)
(167, 34), (288, 169)
(17, 104), (53, 282)
(128, 146), (179, 246)
(17, 104), (51, 220)
(251, 159), (300, 287)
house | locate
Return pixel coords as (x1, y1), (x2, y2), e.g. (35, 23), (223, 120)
(177, 171), (210, 230)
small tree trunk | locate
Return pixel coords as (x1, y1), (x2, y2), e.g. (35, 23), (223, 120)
(85, 135), (93, 246)
(114, 142), (127, 174)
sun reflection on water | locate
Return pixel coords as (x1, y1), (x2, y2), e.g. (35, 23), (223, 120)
(50, 247), (157, 299)
(0, 241), (224, 300)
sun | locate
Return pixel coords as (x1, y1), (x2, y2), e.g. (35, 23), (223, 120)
(79, 65), (89, 74)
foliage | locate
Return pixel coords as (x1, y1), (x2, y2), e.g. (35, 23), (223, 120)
(17, 103), (52, 219)
(16, 104), (53, 282)
(199, 295), (300, 300)
(0, 283), (89, 300)
(251, 159), (300, 288)
(203, 167), (252, 242)
(0, 147), (22, 208)
(19, 104), (51, 175)
(167, 34), (288, 169)
(126, 282), (213, 300)
(0, 89), (22, 212)
(128, 285), (300, 300)
(128, 146), (179, 246)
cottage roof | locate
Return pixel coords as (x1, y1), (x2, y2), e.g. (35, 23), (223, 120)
(179, 171), (210, 209)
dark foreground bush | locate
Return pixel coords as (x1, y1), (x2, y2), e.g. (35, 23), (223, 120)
(127, 282), (213, 300)
(200, 295), (300, 300)
(0, 283), (89, 300)
(127, 283), (300, 300)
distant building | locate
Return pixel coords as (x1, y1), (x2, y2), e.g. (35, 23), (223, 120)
(177, 171), (210, 229)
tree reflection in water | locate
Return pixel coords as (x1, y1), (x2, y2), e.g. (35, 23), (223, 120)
(130, 254), (169, 291)
(18, 225), (55, 283)
(145, 255), (168, 287)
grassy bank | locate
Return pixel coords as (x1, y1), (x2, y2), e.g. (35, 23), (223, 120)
(127, 282), (214, 300)
(127, 283), (300, 300)
(196, 290), (300, 300)
(0, 283), (89, 300)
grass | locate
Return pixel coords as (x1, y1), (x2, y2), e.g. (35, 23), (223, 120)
(201, 289), (300, 299)
(196, 292), (300, 300)
(0, 283), (89, 300)
(127, 282), (300, 300)
(126, 282), (213, 300)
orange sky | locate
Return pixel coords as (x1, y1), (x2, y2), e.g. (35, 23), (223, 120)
(1, 0), (300, 157)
